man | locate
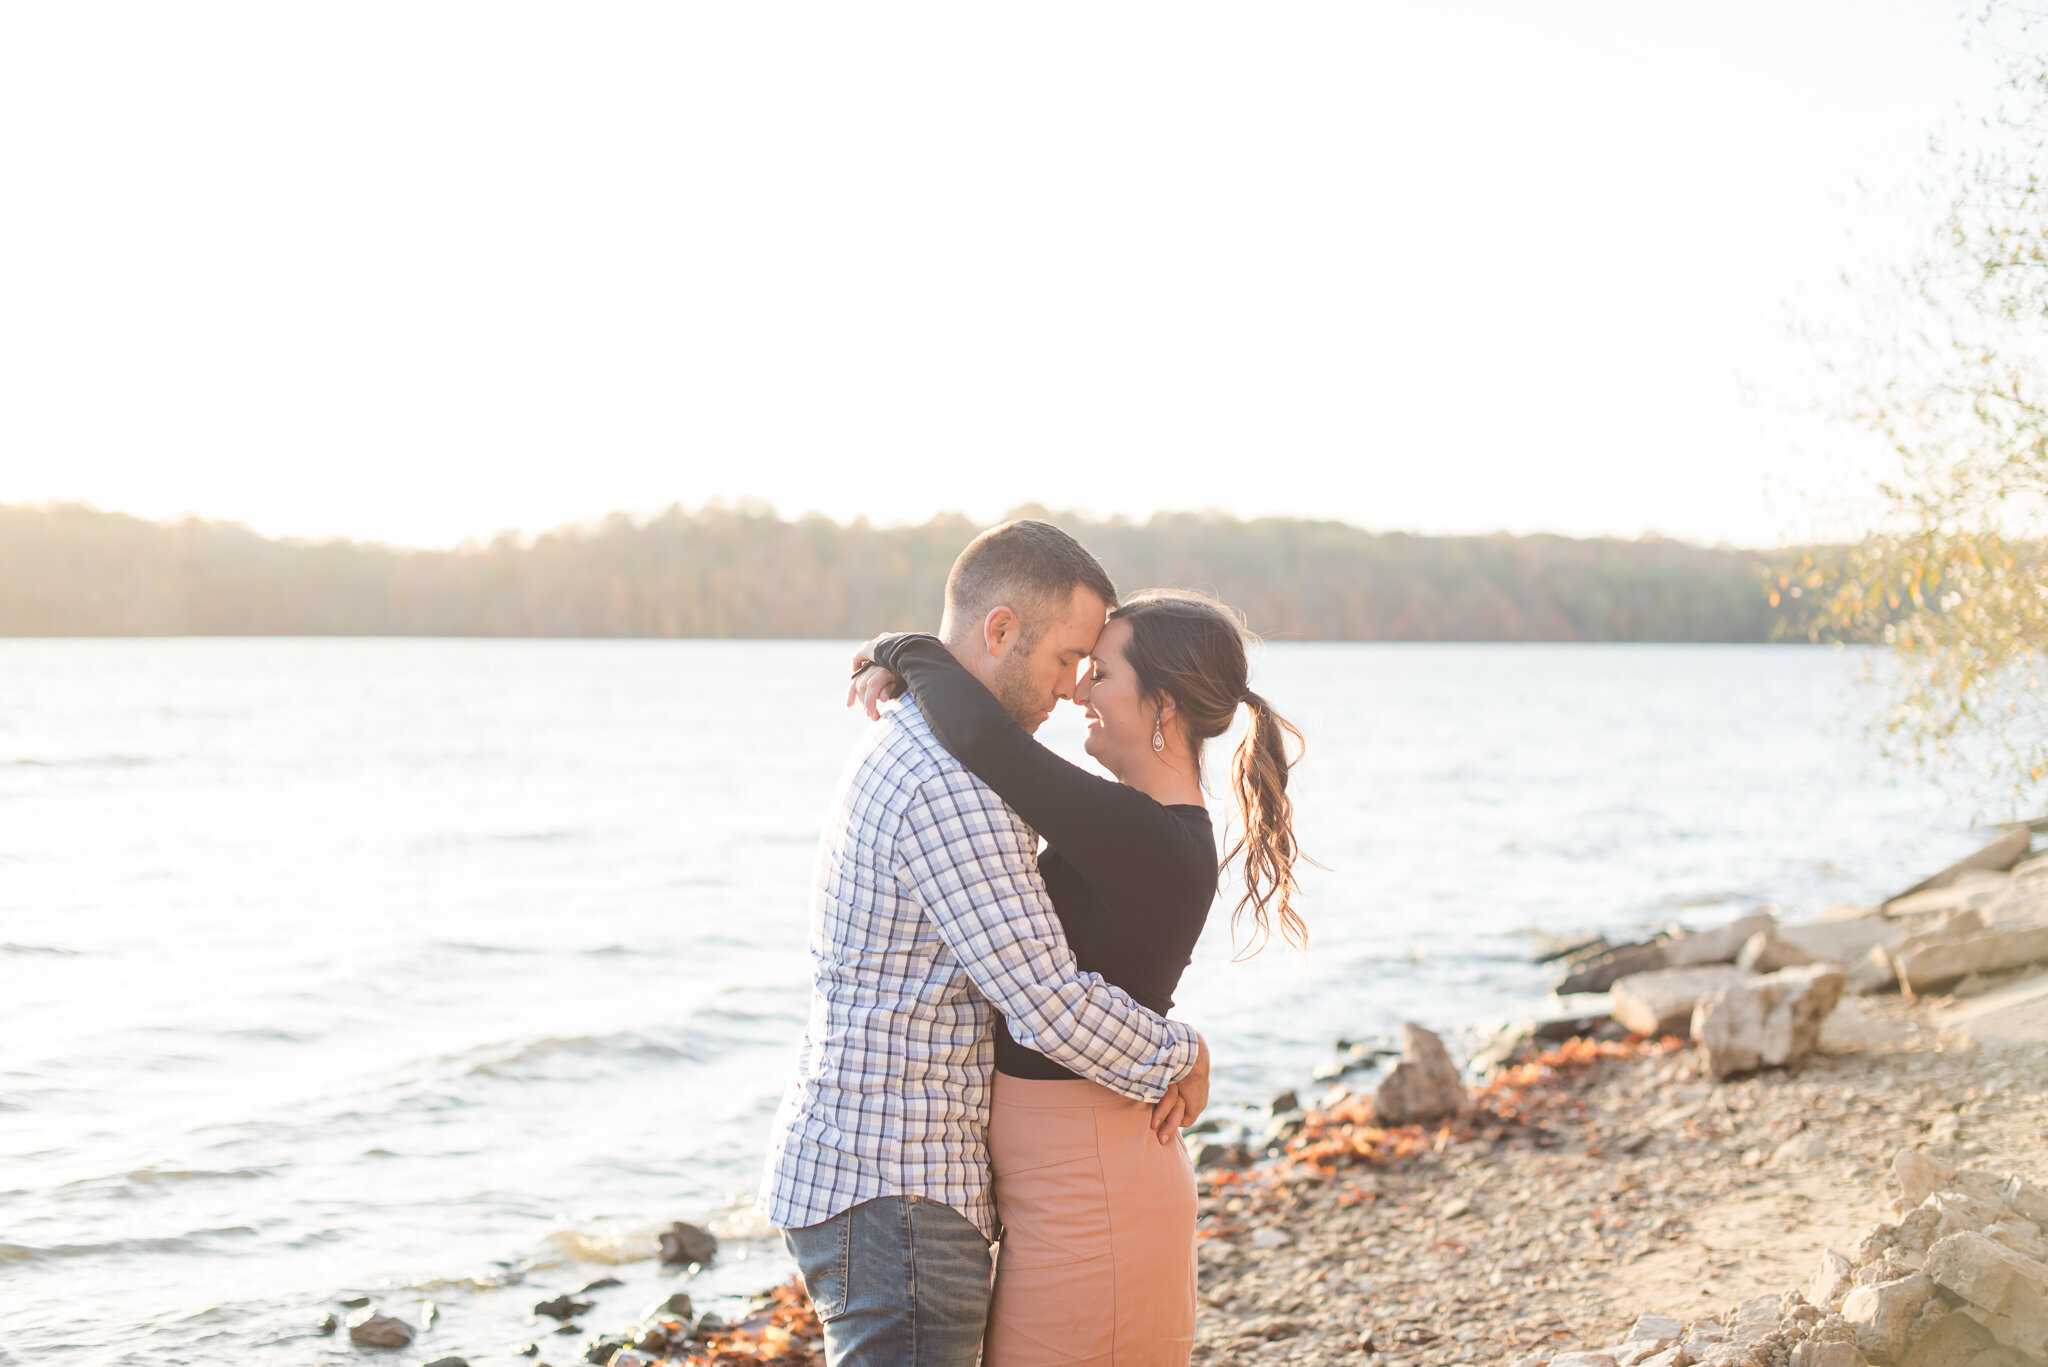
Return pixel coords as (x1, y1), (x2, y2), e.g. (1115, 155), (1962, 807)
(760, 519), (1209, 1367)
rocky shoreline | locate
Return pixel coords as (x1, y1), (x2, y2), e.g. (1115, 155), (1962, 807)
(325, 830), (2048, 1367)
(1179, 828), (2048, 1367)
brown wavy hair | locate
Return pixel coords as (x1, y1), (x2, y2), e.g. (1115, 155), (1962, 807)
(1110, 590), (1309, 956)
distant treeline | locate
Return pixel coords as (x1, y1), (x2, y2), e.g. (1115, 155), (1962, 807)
(0, 502), (1814, 642)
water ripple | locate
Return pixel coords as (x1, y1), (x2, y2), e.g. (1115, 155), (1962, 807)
(0, 1226), (259, 1264)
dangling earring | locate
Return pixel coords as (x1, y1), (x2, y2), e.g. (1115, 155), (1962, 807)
(1152, 714), (1165, 754)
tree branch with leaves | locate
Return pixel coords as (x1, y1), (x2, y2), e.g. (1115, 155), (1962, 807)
(1814, 2), (2048, 803)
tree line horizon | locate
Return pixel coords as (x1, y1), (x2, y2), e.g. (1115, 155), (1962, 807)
(0, 500), (1825, 642)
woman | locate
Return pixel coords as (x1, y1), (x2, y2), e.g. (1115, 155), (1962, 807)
(848, 590), (1308, 1367)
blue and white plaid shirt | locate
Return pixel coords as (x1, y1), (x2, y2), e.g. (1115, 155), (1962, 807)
(760, 697), (1200, 1241)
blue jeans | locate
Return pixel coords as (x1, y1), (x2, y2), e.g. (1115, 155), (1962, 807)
(780, 1195), (993, 1367)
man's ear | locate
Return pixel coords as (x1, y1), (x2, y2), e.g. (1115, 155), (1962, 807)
(982, 606), (1018, 660)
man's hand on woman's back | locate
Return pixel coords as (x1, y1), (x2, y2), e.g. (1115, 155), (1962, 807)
(1150, 1032), (1210, 1143)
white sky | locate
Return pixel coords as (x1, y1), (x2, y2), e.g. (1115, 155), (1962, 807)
(0, 3), (1996, 548)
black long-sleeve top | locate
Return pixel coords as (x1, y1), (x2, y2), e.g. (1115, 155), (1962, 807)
(869, 633), (1217, 1081)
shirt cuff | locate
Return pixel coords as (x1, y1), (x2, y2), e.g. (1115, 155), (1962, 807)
(1163, 1020), (1202, 1091)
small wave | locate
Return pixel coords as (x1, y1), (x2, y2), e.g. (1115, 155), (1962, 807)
(123, 1165), (273, 1187)
(51, 1165), (274, 1196)
(6, 753), (153, 769)
(0, 942), (79, 956)
(432, 940), (544, 956)
(542, 1227), (662, 1266)
(457, 1029), (711, 1079)
(402, 1266), (530, 1292)
(219, 1026), (319, 1043)
(0, 1225), (257, 1264)
(694, 1004), (806, 1028)
(409, 828), (587, 854)
(493, 828), (585, 844)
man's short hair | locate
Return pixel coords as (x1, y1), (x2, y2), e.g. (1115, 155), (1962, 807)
(941, 520), (1118, 648)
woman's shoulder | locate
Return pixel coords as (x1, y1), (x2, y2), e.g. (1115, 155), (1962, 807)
(1155, 804), (1221, 886)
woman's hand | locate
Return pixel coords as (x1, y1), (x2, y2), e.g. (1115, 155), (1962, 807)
(846, 663), (904, 719)
(845, 638), (904, 719)
(1152, 1033), (1210, 1143)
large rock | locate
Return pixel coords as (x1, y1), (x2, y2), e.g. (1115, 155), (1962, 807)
(1894, 1148), (1956, 1212)
(1813, 1248), (1855, 1308)
(1629, 1314), (1684, 1343)
(1841, 1271), (1935, 1364)
(1897, 1311), (1994, 1367)
(1936, 973), (2048, 1056)
(1913, 908), (1989, 939)
(1738, 928), (1818, 973)
(1556, 941), (1669, 994)
(347, 1312), (416, 1349)
(1664, 912), (1778, 967)
(1893, 925), (2048, 994)
(1884, 829), (2033, 907)
(1991, 1218), (2048, 1262)
(1779, 913), (1900, 965)
(1893, 1202), (1944, 1264)
(1981, 878), (2048, 926)
(1888, 880), (2009, 919)
(1791, 1343), (1867, 1367)
(1374, 1023), (1466, 1126)
(2009, 1174), (2048, 1228)
(1924, 1191), (2013, 1247)
(1612, 965), (1751, 1037)
(1924, 1232), (2048, 1359)
(1691, 963), (1847, 1079)
(1734, 1293), (1783, 1341)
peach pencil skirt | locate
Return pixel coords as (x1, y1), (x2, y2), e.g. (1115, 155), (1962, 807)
(984, 1072), (1198, 1367)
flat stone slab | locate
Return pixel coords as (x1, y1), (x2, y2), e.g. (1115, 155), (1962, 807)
(1883, 828), (2032, 907)
(1556, 940), (1669, 995)
(1610, 965), (1750, 1037)
(1778, 913), (1900, 965)
(1936, 969), (2048, 1054)
(1663, 912), (1777, 968)
(1896, 925), (2048, 993)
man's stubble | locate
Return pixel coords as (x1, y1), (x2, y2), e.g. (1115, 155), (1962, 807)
(989, 646), (1048, 732)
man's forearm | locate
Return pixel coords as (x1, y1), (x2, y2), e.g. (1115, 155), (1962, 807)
(987, 971), (1200, 1102)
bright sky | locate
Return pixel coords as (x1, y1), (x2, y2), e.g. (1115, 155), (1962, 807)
(0, 3), (1995, 548)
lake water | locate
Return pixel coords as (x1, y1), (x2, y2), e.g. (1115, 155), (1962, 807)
(0, 640), (1989, 1365)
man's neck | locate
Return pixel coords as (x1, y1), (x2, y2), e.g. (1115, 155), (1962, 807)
(942, 635), (1001, 694)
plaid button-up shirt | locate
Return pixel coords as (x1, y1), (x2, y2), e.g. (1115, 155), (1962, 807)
(760, 697), (1200, 1241)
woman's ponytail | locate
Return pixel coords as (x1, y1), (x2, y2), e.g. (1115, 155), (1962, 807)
(1226, 690), (1308, 957)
